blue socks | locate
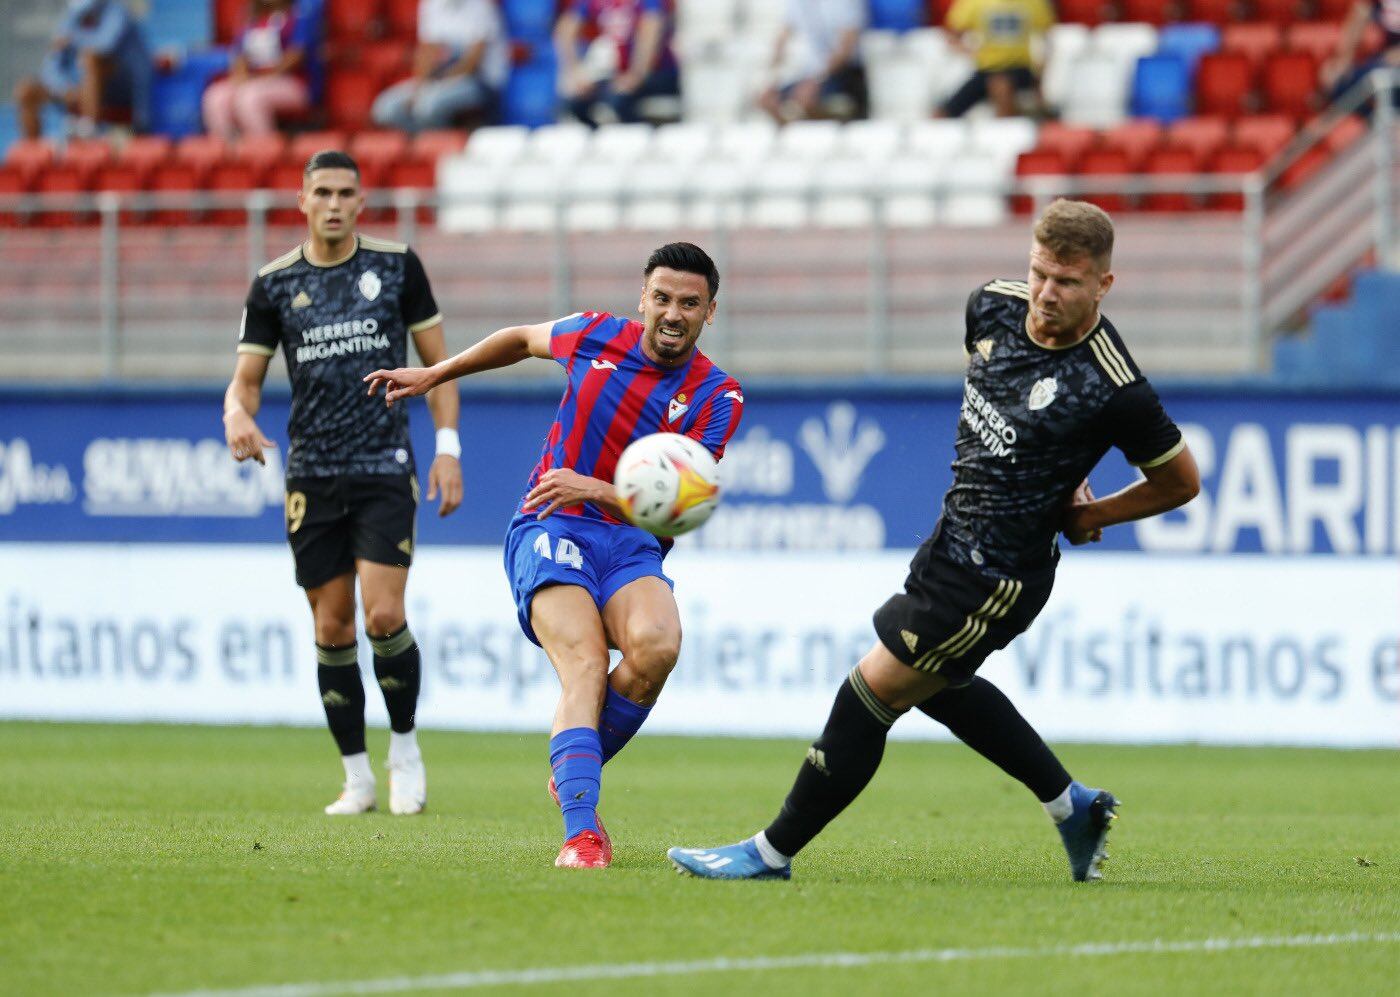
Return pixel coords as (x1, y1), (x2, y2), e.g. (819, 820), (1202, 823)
(599, 687), (651, 763)
(549, 727), (602, 839)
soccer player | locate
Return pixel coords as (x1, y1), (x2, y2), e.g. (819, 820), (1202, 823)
(365, 243), (743, 869)
(223, 150), (463, 817)
(668, 200), (1200, 883)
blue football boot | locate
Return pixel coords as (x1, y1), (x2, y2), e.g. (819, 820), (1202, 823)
(667, 840), (792, 881)
(1057, 781), (1119, 882)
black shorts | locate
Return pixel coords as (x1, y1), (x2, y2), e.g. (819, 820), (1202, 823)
(284, 475), (419, 589)
(873, 540), (1054, 688)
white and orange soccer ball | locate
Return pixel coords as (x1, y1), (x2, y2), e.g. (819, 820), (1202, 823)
(613, 432), (722, 538)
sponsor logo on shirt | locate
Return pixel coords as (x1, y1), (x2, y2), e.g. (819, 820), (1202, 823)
(591, 358), (618, 371)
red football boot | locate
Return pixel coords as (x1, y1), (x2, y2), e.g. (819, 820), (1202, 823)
(548, 775), (612, 862)
(555, 828), (610, 869)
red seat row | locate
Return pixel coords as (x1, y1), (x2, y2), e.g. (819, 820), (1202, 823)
(1016, 114), (1365, 212)
(215, 0), (421, 45)
(1043, 0), (1355, 27)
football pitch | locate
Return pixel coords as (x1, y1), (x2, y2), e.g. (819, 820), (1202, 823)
(2, 723), (1397, 996)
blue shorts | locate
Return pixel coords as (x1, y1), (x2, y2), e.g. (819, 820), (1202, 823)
(503, 513), (673, 647)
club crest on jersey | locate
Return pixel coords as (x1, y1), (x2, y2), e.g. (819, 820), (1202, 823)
(975, 339), (994, 362)
(667, 394), (689, 423)
(1028, 377), (1059, 411)
(291, 290), (312, 309)
(358, 270), (381, 301)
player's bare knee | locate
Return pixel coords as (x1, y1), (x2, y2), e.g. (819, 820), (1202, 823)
(363, 607), (405, 638)
(622, 621), (680, 677)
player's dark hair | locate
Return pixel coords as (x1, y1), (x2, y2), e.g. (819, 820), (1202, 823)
(1034, 199), (1114, 270)
(303, 150), (360, 180)
(644, 242), (720, 300)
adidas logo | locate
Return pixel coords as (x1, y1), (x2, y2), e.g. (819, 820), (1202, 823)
(901, 629), (919, 653)
(378, 677), (404, 691)
(397, 538), (413, 556)
(975, 339), (993, 361)
(806, 746), (829, 775)
(321, 690), (349, 707)
(291, 290), (312, 309)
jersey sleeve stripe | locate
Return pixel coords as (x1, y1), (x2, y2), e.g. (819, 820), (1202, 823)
(1096, 332), (1137, 382)
(1131, 436), (1186, 468)
(256, 246), (302, 276)
(1088, 335), (1132, 387)
(985, 280), (1029, 299)
(236, 343), (276, 357)
(358, 234), (408, 253)
(408, 312), (443, 333)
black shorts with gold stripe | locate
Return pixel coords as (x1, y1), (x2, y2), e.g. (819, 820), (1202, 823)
(284, 474), (419, 590)
(873, 539), (1054, 688)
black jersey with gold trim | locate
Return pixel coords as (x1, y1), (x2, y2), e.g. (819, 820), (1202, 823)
(237, 234), (442, 478)
(934, 278), (1184, 576)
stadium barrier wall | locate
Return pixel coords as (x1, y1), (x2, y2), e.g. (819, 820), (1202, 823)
(2, 386), (1397, 746)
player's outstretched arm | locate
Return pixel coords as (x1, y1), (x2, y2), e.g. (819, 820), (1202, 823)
(1062, 446), (1201, 540)
(223, 353), (275, 465)
(364, 321), (555, 404)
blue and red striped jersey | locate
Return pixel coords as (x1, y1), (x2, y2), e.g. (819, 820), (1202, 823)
(519, 311), (744, 523)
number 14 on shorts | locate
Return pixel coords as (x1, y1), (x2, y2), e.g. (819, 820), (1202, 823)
(534, 533), (583, 570)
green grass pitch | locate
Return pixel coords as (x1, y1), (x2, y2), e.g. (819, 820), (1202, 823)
(2, 722), (1397, 995)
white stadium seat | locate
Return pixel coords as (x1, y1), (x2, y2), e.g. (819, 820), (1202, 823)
(1061, 52), (1132, 127)
(835, 119), (906, 162)
(1041, 23), (1092, 112)
(523, 123), (592, 167)
(499, 163), (561, 232)
(906, 119), (970, 161)
(775, 120), (842, 159)
(654, 121), (717, 162)
(969, 117), (1039, 168)
(716, 119), (778, 164)
(588, 124), (655, 164)
(461, 125), (528, 166)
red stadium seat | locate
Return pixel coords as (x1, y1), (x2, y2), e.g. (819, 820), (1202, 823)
(1166, 116), (1230, 161)
(1286, 22), (1343, 63)
(173, 135), (228, 173)
(1261, 51), (1319, 118)
(1076, 148), (1134, 213)
(326, 69), (379, 129)
(1054, 0), (1111, 25)
(1221, 23), (1284, 67)
(62, 139), (113, 181)
(1185, 0), (1242, 23)
(1253, 0), (1302, 24)
(1323, 114), (1366, 152)
(1206, 143), (1267, 209)
(327, 0), (384, 40)
(0, 163), (31, 194)
(215, 0), (244, 43)
(1098, 120), (1165, 167)
(35, 164), (92, 227)
(1034, 123), (1097, 164)
(349, 129), (410, 172)
(385, 0), (420, 39)
(116, 135), (173, 177)
(290, 132), (351, 165)
(1120, 0), (1174, 24)
(148, 161), (203, 223)
(1279, 145), (1329, 189)
(206, 162), (260, 223)
(1194, 52), (1257, 117)
(1313, 0), (1356, 19)
(263, 161), (307, 224)
(412, 129), (469, 161)
(231, 133), (288, 175)
(1142, 145), (1204, 212)
(1012, 148), (1069, 214)
(1233, 114), (1297, 157)
(362, 40), (413, 86)
(4, 139), (57, 184)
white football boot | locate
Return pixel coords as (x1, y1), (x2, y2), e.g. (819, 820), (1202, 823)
(387, 753), (426, 815)
(324, 779), (377, 815)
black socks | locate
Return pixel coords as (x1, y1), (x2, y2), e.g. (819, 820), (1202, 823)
(370, 624), (421, 735)
(316, 642), (366, 756)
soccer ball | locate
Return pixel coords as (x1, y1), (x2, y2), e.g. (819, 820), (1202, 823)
(613, 432), (722, 538)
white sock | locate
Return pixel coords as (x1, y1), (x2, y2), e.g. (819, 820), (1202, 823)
(752, 830), (791, 869)
(341, 752), (374, 786)
(388, 729), (420, 764)
(1043, 783), (1074, 824)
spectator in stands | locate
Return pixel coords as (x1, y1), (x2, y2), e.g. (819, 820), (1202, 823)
(202, 0), (312, 140)
(372, 0), (508, 131)
(554, 0), (680, 128)
(1322, 0), (1400, 108)
(757, 0), (867, 124)
(12, 0), (151, 139)
(938, 0), (1054, 118)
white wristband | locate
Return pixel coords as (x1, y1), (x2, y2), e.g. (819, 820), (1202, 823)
(435, 427), (461, 459)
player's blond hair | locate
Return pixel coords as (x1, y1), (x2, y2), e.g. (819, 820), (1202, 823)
(1033, 199), (1114, 270)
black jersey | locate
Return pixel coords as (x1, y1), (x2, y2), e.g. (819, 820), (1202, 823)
(934, 278), (1184, 576)
(237, 234), (442, 478)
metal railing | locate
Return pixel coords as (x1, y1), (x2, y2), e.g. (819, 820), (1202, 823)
(1, 71), (1395, 383)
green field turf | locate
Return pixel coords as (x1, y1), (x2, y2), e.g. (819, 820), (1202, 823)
(1, 722), (1397, 996)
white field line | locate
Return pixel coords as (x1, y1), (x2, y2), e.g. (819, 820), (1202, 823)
(159, 932), (1400, 997)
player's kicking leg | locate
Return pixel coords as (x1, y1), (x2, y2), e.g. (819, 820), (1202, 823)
(916, 677), (1118, 881)
(359, 561), (427, 815)
(306, 574), (377, 815)
(531, 585), (613, 868)
(669, 642), (937, 880)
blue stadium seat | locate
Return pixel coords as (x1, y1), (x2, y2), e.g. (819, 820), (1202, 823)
(1279, 270), (1400, 387)
(143, 0), (213, 51)
(869, 0), (927, 30)
(148, 50), (230, 138)
(1156, 23), (1221, 74)
(1130, 55), (1191, 123)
